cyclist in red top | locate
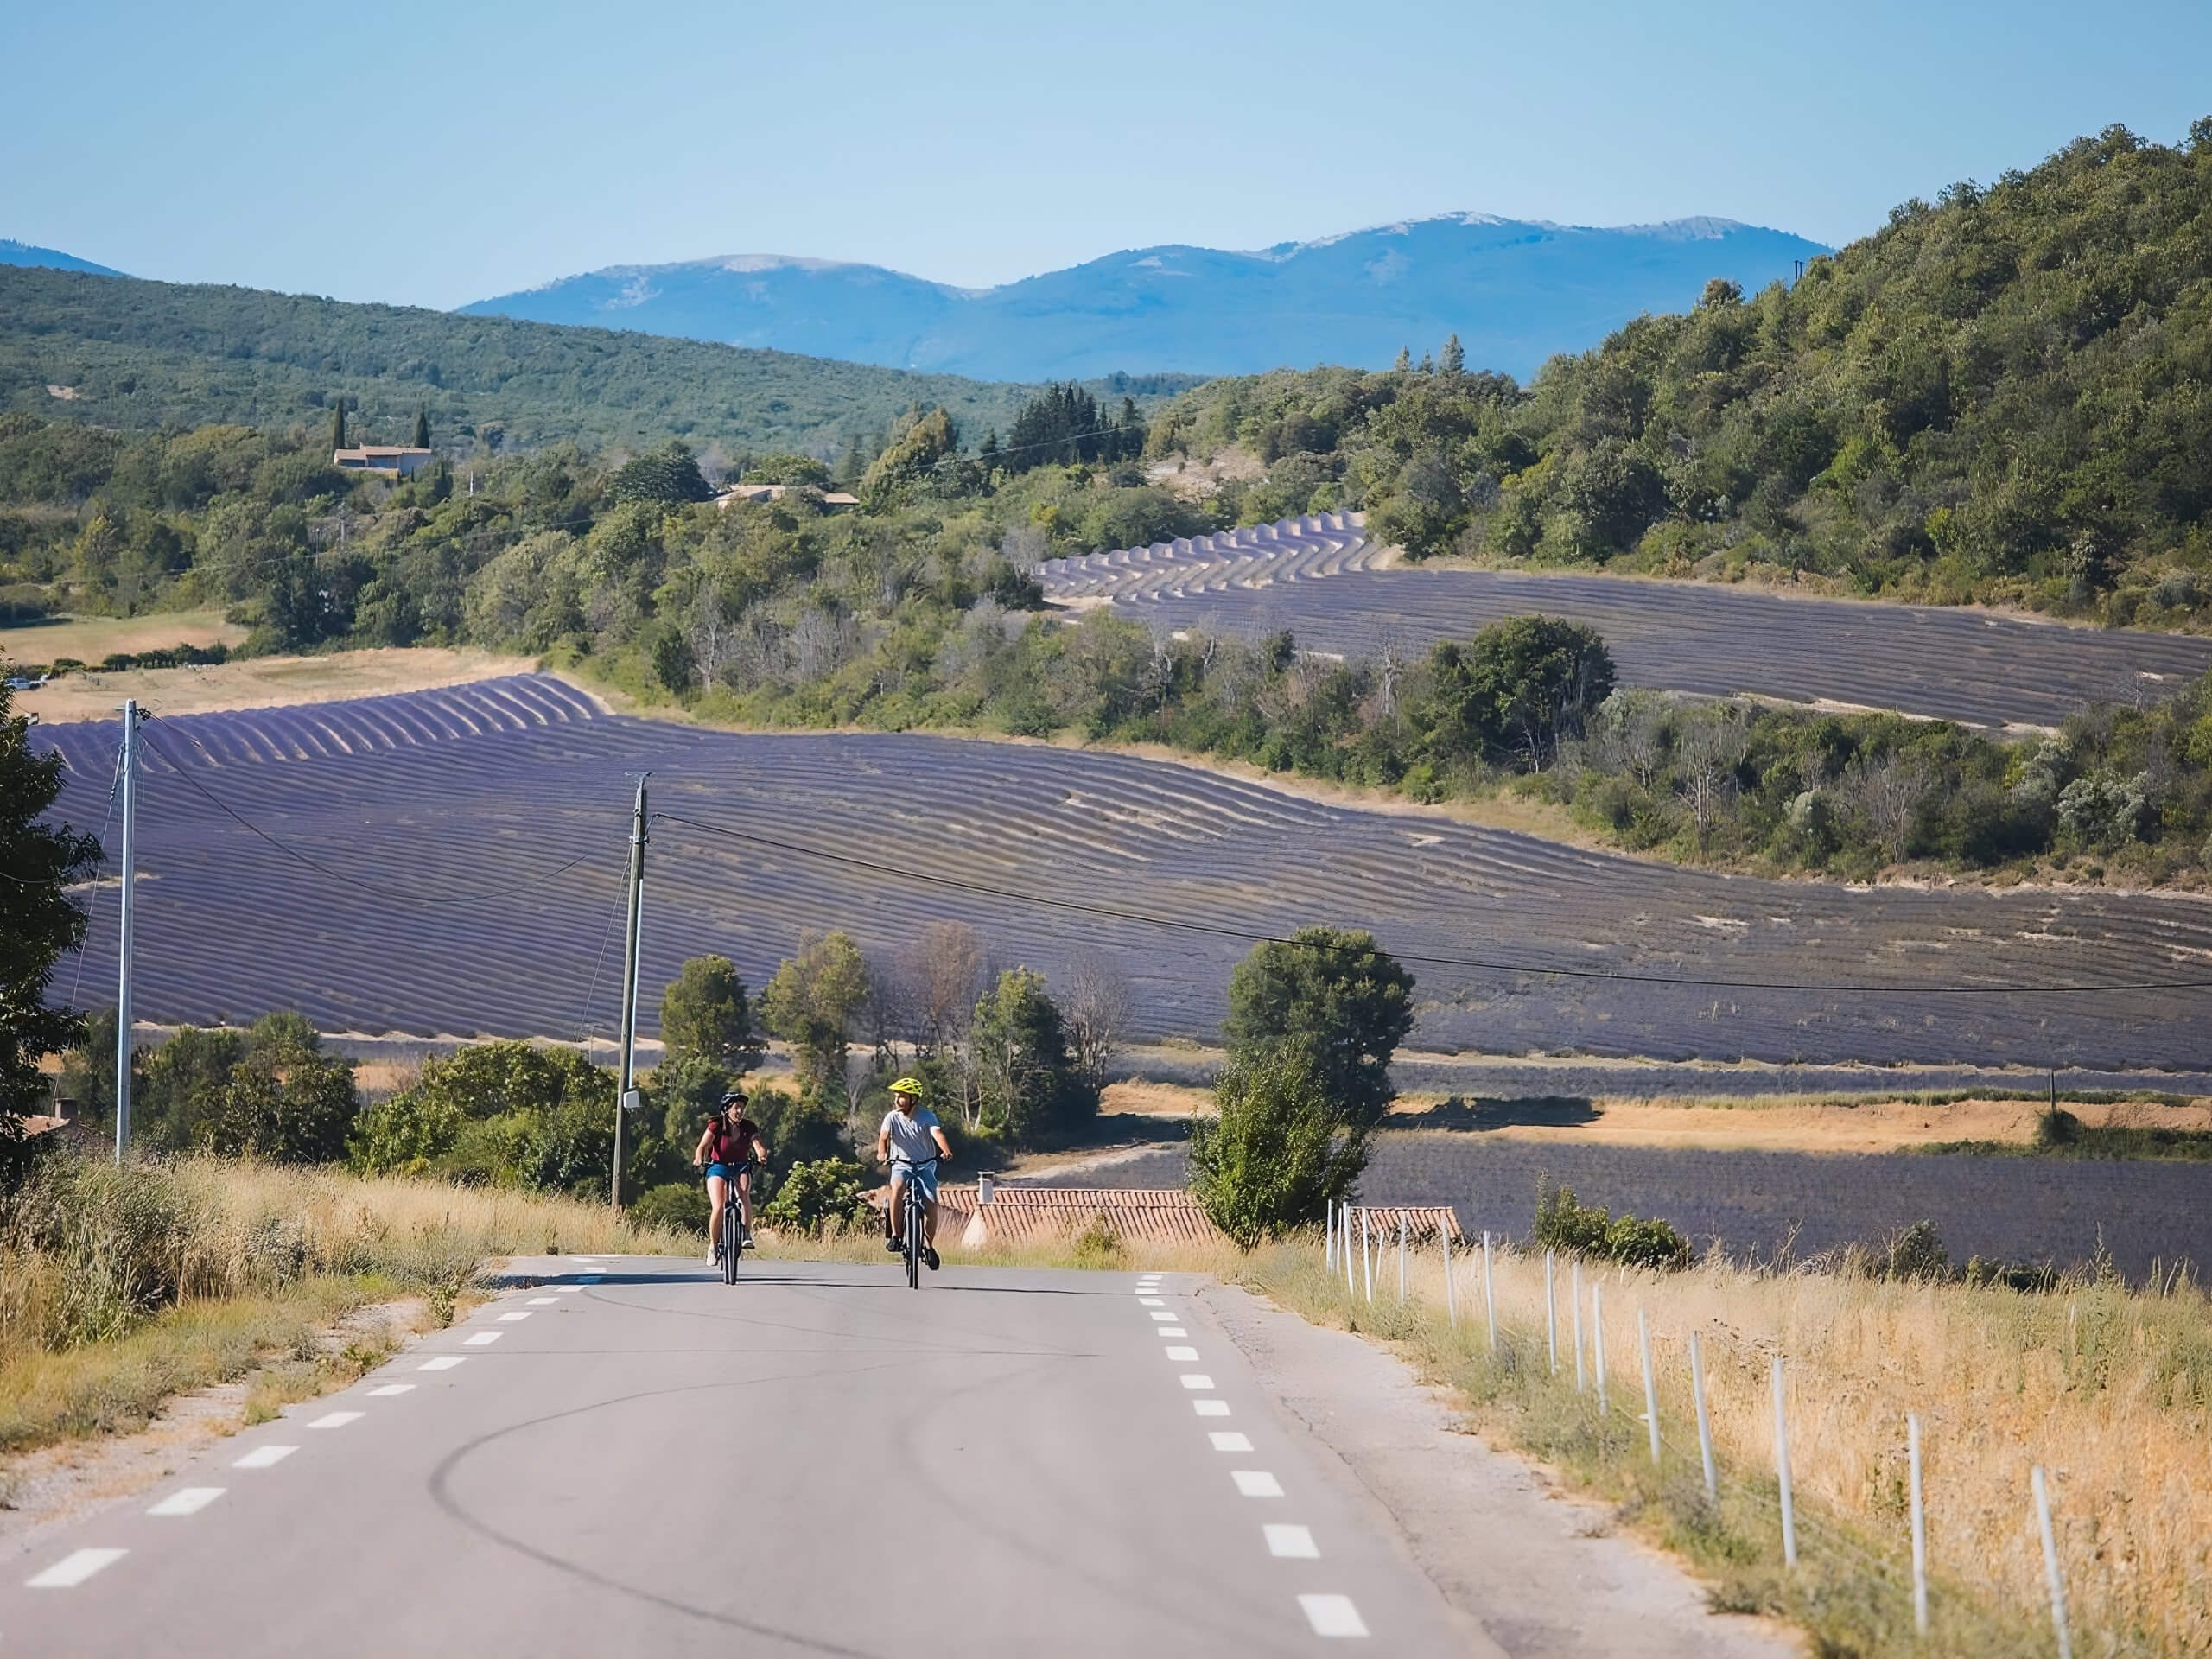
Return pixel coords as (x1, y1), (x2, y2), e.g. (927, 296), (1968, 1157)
(692, 1091), (769, 1264)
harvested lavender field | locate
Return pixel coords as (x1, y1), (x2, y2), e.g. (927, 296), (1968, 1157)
(1037, 1141), (2212, 1278)
(1040, 512), (2212, 730)
(36, 675), (2212, 1067)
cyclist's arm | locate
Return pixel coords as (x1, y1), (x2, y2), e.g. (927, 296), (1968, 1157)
(691, 1125), (715, 1167)
(874, 1124), (891, 1164)
(748, 1138), (769, 1169)
(930, 1125), (952, 1162)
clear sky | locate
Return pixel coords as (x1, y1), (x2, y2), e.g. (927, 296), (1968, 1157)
(6, 0), (2207, 310)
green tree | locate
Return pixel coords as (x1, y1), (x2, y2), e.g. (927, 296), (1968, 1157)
(1, 682), (101, 1154)
(760, 931), (869, 1096)
(411, 405), (430, 448)
(346, 1039), (610, 1187)
(859, 406), (958, 504)
(759, 1156), (874, 1234)
(969, 967), (1094, 1142)
(1188, 1048), (1368, 1248)
(607, 441), (712, 505)
(1440, 334), (1465, 375)
(1223, 928), (1414, 1128)
(1422, 616), (1615, 770)
(329, 397), (346, 453)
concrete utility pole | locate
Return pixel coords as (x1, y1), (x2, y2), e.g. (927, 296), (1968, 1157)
(114, 700), (141, 1162)
(611, 775), (650, 1206)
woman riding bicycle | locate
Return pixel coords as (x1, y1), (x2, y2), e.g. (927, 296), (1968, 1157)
(693, 1091), (769, 1265)
(877, 1076), (953, 1271)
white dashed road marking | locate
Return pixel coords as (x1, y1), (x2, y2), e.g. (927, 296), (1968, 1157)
(1194, 1400), (1231, 1418)
(1158, 1326), (1187, 1336)
(419, 1357), (466, 1371)
(1209, 1432), (1253, 1452)
(1148, 1312), (1174, 1322)
(527, 1296), (559, 1305)
(1138, 1298), (1166, 1306)
(1165, 1346), (1199, 1362)
(1263, 1524), (1319, 1559)
(1299, 1594), (1370, 1637)
(232, 1445), (296, 1469)
(463, 1332), (502, 1346)
(550, 1286), (582, 1294)
(366, 1383), (416, 1397)
(27, 1548), (126, 1588)
(495, 1311), (532, 1323)
(1231, 1471), (1283, 1497)
(147, 1487), (225, 1517)
(307, 1412), (363, 1430)
(1179, 1374), (1215, 1389)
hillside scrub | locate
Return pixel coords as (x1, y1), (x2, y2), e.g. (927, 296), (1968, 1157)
(1154, 119), (2212, 627)
(1253, 1230), (2212, 1656)
(0, 1150), (680, 1452)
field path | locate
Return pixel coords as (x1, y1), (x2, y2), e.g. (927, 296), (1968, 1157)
(1041, 513), (2212, 729)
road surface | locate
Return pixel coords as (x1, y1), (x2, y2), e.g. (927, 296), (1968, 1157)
(0, 1258), (1478, 1656)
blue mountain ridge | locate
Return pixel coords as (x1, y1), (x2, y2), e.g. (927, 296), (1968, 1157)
(0, 238), (126, 277)
(460, 213), (1831, 383)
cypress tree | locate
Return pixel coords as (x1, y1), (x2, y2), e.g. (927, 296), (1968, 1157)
(1440, 334), (1465, 375)
(330, 397), (346, 453)
(411, 405), (429, 448)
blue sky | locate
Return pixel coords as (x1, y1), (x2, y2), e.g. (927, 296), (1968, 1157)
(6, 0), (2206, 309)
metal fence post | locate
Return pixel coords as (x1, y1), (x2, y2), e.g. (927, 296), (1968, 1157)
(1773, 1356), (1797, 1568)
(2034, 1466), (2070, 1659)
(1545, 1250), (1558, 1376)
(1592, 1281), (1607, 1414)
(1689, 1331), (1717, 1500)
(1481, 1230), (1498, 1356)
(1908, 1413), (1929, 1637)
(1442, 1228), (1458, 1327)
(1638, 1309), (1661, 1466)
(1571, 1260), (1586, 1392)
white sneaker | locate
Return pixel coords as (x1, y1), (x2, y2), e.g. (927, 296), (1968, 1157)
(706, 1248), (718, 1264)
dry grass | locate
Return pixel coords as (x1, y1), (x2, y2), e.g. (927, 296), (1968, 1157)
(0, 1154), (686, 1454)
(1252, 1230), (2211, 1656)
(18, 645), (537, 723)
(0, 609), (245, 667)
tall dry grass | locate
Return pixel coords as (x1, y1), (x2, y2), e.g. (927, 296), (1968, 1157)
(0, 1151), (684, 1452)
(1251, 1224), (2211, 1656)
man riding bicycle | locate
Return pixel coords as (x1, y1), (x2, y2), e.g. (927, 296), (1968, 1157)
(877, 1076), (952, 1271)
(693, 1091), (769, 1265)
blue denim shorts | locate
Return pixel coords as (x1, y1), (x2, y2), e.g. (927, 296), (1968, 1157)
(891, 1162), (939, 1202)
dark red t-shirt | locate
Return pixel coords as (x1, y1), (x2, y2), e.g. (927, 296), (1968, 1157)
(704, 1118), (760, 1166)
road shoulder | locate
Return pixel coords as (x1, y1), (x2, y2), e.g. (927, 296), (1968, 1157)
(1205, 1283), (1802, 1659)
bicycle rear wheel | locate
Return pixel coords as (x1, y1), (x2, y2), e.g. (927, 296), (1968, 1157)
(722, 1200), (741, 1285)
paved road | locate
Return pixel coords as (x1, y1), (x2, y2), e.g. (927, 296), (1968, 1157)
(0, 1259), (1471, 1656)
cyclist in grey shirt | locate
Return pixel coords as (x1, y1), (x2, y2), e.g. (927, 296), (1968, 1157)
(877, 1076), (953, 1270)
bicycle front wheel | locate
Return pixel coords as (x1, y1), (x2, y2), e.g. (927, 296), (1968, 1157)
(722, 1202), (741, 1285)
(906, 1192), (920, 1288)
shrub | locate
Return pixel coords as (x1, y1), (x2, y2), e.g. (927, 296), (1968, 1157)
(631, 1181), (709, 1235)
(1188, 1050), (1367, 1249)
(759, 1157), (873, 1235)
(1531, 1181), (1694, 1269)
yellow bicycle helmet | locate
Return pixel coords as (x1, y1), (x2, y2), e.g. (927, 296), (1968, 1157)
(887, 1076), (925, 1097)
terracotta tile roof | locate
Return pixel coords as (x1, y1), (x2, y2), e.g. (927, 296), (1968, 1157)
(1336, 1205), (1466, 1244)
(938, 1184), (1229, 1249)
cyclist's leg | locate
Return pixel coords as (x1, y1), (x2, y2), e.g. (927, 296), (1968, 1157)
(922, 1196), (940, 1244)
(705, 1173), (728, 1258)
(887, 1173), (907, 1250)
(735, 1167), (753, 1243)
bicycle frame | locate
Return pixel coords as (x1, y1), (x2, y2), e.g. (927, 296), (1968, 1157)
(713, 1160), (753, 1286)
(891, 1155), (939, 1288)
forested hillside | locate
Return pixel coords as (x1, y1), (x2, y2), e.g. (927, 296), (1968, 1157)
(1151, 121), (2212, 627)
(0, 266), (1189, 458)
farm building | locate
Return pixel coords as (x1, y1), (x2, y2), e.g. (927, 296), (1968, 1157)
(332, 446), (435, 477)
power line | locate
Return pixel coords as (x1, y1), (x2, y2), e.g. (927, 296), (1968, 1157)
(649, 809), (2212, 998)
(137, 723), (609, 908)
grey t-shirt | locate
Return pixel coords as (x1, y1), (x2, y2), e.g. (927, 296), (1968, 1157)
(880, 1106), (943, 1166)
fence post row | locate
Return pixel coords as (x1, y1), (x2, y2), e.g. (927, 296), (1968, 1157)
(1638, 1309), (1661, 1467)
(2034, 1466), (2072, 1659)
(1688, 1331), (1717, 1501)
(1908, 1412), (1929, 1638)
(1773, 1356), (1797, 1569)
(1481, 1230), (1498, 1357)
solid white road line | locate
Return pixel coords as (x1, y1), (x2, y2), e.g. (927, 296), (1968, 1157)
(232, 1445), (296, 1469)
(147, 1487), (225, 1517)
(307, 1412), (364, 1430)
(366, 1383), (416, 1397)
(1194, 1400), (1232, 1418)
(1165, 1346), (1199, 1361)
(26, 1548), (126, 1588)
(418, 1357), (466, 1371)
(1179, 1374), (1216, 1389)
(1263, 1524), (1319, 1559)
(1209, 1432), (1254, 1452)
(1231, 1471), (1284, 1497)
(463, 1332), (502, 1346)
(1298, 1594), (1370, 1637)
(495, 1311), (533, 1323)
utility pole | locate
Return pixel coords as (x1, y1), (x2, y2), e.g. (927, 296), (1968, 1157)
(611, 775), (650, 1207)
(114, 700), (141, 1162)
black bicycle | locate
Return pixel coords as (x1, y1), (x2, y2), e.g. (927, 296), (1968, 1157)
(714, 1160), (755, 1285)
(891, 1154), (940, 1289)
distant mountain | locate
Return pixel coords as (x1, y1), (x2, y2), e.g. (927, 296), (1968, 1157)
(0, 238), (125, 277)
(461, 214), (1832, 382)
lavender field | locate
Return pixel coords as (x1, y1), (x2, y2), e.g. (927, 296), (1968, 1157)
(35, 675), (2212, 1068)
(1041, 512), (2212, 730)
